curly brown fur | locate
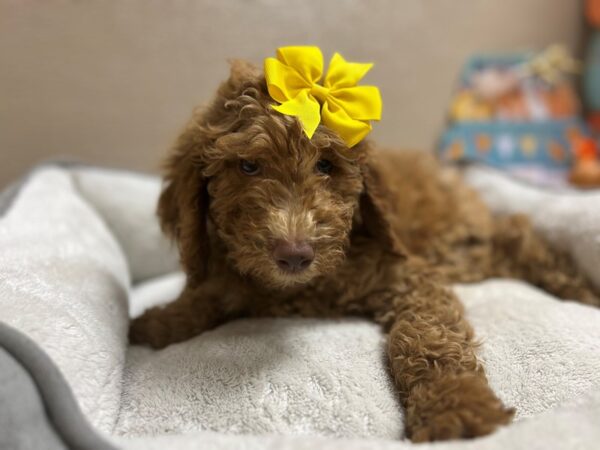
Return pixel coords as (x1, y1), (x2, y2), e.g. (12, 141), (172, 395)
(129, 60), (599, 441)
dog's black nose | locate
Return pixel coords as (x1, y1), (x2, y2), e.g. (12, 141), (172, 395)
(273, 240), (315, 273)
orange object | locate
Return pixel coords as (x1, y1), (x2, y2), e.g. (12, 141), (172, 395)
(569, 137), (600, 188)
(576, 137), (598, 160)
(587, 0), (600, 27)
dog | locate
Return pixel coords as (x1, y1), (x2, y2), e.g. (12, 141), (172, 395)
(129, 60), (599, 441)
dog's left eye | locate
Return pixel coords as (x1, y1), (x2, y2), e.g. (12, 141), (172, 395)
(316, 159), (334, 175)
(240, 160), (260, 176)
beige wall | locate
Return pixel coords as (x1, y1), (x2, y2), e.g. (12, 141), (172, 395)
(0, 0), (584, 188)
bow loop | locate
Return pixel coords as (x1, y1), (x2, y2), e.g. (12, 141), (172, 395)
(324, 53), (373, 90)
(275, 46), (323, 84)
(329, 86), (382, 121)
(264, 46), (382, 147)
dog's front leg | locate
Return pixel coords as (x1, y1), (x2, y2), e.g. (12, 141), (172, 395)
(129, 284), (225, 349)
(366, 270), (514, 442)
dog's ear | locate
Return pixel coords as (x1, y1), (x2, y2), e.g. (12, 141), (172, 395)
(158, 124), (211, 285)
(359, 153), (408, 259)
(157, 59), (261, 283)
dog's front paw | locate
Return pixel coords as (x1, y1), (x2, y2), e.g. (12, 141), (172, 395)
(129, 313), (172, 349)
(406, 373), (514, 442)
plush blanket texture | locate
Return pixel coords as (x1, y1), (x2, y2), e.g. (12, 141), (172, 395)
(1, 164), (599, 449)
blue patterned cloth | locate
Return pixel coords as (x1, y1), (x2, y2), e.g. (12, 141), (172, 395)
(439, 120), (586, 169)
(438, 53), (588, 172)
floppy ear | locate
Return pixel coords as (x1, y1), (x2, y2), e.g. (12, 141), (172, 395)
(157, 59), (263, 283)
(157, 124), (211, 284)
(359, 155), (408, 259)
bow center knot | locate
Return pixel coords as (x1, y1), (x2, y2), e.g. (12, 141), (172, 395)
(310, 83), (330, 103)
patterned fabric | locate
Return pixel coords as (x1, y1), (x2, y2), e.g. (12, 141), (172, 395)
(439, 52), (588, 184)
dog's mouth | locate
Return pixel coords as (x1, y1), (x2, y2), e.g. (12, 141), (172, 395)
(269, 266), (318, 289)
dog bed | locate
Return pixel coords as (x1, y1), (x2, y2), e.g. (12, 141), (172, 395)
(1, 163), (600, 450)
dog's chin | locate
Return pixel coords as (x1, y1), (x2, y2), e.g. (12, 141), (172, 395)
(244, 262), (322, 291)
(267, 267), (320, 290)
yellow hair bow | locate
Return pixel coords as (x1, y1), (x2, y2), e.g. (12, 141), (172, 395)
(264, 46), (382, 148)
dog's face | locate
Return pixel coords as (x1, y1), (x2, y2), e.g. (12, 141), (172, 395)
(158, 61), (400, 290)
(206, 118), (363, 289)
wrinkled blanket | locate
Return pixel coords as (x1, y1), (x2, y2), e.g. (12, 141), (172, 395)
(1, 163), (599, 450)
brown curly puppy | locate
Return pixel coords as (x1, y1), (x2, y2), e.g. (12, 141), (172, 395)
(130, 60), (599, 442)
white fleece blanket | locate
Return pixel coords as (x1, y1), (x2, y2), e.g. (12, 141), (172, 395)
(1, 164), (599, 449)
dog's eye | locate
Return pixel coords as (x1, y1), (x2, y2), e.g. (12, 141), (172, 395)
(240, 160), (260, 176)
(316, 159), (334, 175)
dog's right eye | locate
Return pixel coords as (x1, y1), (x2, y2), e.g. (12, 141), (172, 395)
(316, 159), (334, 175)
(239, 160), (260, 176)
